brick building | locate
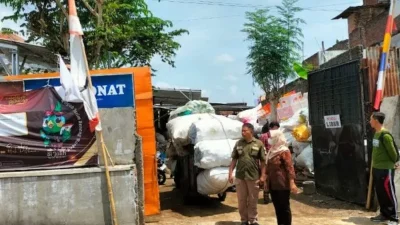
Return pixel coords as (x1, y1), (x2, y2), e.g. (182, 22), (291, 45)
(333, 0), (400, 48)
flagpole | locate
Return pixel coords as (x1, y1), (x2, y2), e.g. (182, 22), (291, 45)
(373, 0), (395, 110)
(67, 0), (118, 223)
(79, 37), (119, 225)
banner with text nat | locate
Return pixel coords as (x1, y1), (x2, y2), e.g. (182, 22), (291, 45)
(24, 74), (134, 108)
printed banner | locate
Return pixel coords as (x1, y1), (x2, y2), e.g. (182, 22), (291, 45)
(0, 87), (97, 170)
(0, 81), (23, 94)
(24, 74), (134, 108)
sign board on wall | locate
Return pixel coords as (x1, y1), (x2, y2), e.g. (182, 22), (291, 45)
(0, 73), (136, 170)
(24, 74), (134, 108)
(324, 115), (342, 129)
(0, 87), (96, 170)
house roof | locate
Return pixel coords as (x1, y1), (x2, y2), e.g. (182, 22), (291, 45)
(210, 102), (251, 111)
(153, 103), (252, 112)
(0, 39), (58, 69)
(210, 102), (248, 106)
(0, 33), (24, 42)
(333, 3), (389, 20)
(152, 87), (208, 106)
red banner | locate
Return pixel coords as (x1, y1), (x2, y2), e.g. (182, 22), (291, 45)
(0, 87), (97, 170)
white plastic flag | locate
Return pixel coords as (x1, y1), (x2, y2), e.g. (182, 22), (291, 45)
(68, 0), (101, 132)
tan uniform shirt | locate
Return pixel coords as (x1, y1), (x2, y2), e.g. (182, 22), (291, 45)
(231, 137), (266, 181)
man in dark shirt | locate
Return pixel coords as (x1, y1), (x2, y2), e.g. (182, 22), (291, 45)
(229, 123), (266, 225)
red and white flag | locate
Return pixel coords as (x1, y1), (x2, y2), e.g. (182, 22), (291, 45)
(66, 0), (101, 132)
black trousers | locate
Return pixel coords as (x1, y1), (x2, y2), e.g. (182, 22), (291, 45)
(373, 168), (398, 222)
(270, 190), (292, 225)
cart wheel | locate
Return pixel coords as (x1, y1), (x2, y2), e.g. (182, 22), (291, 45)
(158, 171), (166, 185)
(217, 192), (227, 202)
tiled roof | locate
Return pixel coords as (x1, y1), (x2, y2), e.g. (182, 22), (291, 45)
(0, 33), (24, 42)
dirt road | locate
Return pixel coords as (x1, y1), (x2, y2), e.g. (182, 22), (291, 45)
(148, 179), (378, 225)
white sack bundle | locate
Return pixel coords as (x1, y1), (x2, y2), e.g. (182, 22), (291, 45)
(188, 115), (243, 144)
(167, 114), (213, 146)
(292, 140), (311, 156)
(295, 144), (314, 173)
(197, 167), (234, 195)
(194, 139), (237, 169)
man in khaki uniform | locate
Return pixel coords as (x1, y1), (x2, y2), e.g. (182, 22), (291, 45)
(229, 123), (266, 225)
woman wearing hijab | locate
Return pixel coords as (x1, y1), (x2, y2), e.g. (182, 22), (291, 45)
(264, 129), (298, 225)
(259, 122), (281, 204)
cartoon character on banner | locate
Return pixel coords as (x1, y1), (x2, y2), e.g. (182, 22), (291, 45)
(40, 101), (73, 147)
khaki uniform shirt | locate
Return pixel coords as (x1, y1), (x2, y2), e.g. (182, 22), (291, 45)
(231, 137), (266, 181)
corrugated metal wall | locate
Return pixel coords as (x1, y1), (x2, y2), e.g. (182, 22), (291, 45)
(363, 47), (400, 102)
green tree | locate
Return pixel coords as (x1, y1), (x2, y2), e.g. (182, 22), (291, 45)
(0, 0), (188, 70)
(243, 0), (304, 121)
(277, 0), (305, 74)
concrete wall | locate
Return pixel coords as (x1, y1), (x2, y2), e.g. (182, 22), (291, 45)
(381, 96), (400, 145)
(318, 50), (347, 65)
(97, 107), (144, 224)
(0, 165), (138, 225)
(279, 78), (308, 95)
(97, 108), (136, 165)
(320, 46), (363, 69)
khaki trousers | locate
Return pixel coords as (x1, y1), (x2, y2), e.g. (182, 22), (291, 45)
(236, 179), (259, 223)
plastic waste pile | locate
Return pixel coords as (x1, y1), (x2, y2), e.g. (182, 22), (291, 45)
(238, 92), (314, 175)
(165, 100), (242, 195)
(169, 100), (215, 120)
(237, 104), (266, 134)
(278, 94), (314, 175)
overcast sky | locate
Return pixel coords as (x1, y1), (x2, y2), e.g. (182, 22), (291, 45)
(1, 0), (365, 105)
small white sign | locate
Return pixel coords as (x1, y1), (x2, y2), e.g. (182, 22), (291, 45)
(324, 115), (342, 129)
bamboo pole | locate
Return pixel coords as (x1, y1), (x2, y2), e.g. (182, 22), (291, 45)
(78, 37), (118, 225)
(99, 131), (118, 225)
(366, 161), (373, 210)
(104, 142), (115, 167)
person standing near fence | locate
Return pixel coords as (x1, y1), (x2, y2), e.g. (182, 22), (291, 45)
(260, 121), (281, 204)
(265, 129), (298, 225)
(369, 112), (399, 225)
(229, 123), (266, 225)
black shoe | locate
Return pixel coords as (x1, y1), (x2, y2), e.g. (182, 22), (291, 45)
(370, 214), (389, 222)
(263, 197), (271, 204)
(240, 222), (248, 225)
(250, 222), (259, 225)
